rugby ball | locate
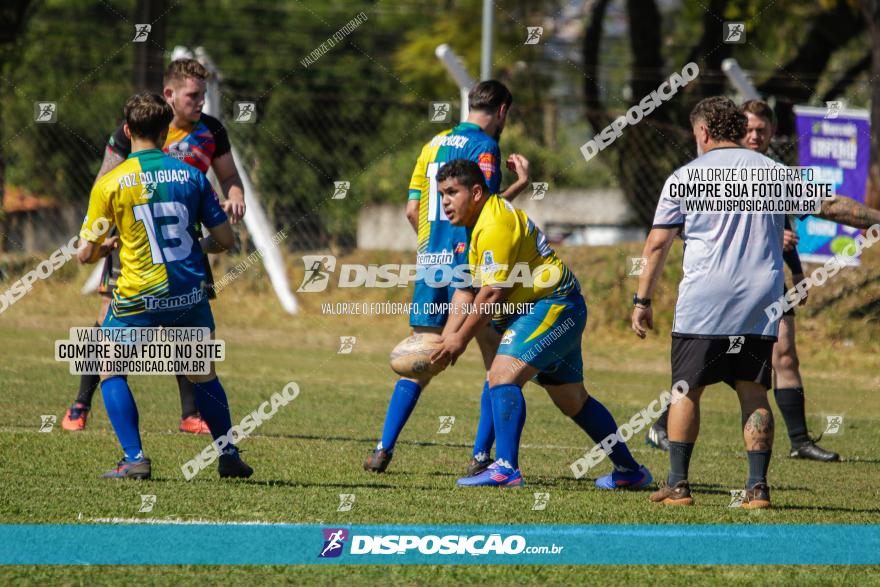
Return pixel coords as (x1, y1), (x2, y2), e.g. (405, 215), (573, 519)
(389, 333), (446, 378)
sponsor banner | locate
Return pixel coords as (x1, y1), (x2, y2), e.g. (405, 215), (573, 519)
(793, 106), (870, 265)
(1, 524), (878, 564)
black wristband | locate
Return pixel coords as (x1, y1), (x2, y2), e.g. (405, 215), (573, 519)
(633, 294), (651, 307)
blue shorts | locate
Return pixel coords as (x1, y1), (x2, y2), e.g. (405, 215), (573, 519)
(493, 291), (587, 386)
(103, 299), (216, 331)
(409, 278), (459, 329)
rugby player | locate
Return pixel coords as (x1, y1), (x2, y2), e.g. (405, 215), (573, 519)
(63, 59), (246, 434)
(364, 81), (530, 475)
(742, 99), (838, 461)
(634, 96), (880, 508)
(430, 159), (652, 489)
(77, 93), (251, 479)
(645, 100), (839, 462)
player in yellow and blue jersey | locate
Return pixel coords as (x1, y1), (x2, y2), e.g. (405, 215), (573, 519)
(63, 58), (246, 435)
(77, 93), (252, 480)
(430, 159), (652, 488)
(364, 81), (530, 475)
(61, 59), (245, 434)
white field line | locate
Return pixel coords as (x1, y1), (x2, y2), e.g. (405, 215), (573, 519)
(77, 515), (284, 525)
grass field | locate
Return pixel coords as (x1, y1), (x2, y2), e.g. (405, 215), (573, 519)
(1, 244), (879, 584)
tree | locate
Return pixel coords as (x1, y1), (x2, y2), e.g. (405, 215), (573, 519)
(0, 0), (35, 252)
(861, 0), (880, 210)
(582, 0), (875, 227)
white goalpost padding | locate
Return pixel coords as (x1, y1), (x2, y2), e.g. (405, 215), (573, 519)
(194, 47), (298, 314)
(435, 44), (474, 121)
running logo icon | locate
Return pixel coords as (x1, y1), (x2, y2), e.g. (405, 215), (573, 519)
(234, 102), (257, 123)
(532, 492), (550, 510)
(437, 416), (456, 434)
(133, 24), (151, 42)
(430, 102), (451, 123)
(530, 182), (548, 201)
(34, 102), (57, 123)
(728, 489), (746, 508)
(319, 528), (349, 558)
(141, 182), (156, 200)
(628, 257), (647, 276)
(825, 101), (841, 120)
(39, 415), (56, 432)
(297, 256), (336, 292)
(723, 22), (745, 44)
(338, 494), (356, 512)
(525, 27), (543, 45)
(332, 181), (350, 200)
(823, 415), (844, 435)
(338, 336), (356, 354)
(726, 336), (745, 354)
(139, 495), (157, 513)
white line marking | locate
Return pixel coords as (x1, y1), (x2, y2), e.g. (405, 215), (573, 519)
(81, 516), (280, 525)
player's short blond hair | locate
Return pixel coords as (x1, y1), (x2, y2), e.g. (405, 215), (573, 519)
(741, 99), (776, 128)
(164, 59), (208, 87)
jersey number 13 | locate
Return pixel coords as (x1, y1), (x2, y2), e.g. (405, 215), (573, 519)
(133, 202), (194, 264)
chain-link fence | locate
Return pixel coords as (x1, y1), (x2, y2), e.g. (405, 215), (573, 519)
(0, 80), (816, 262)
(0, 70), (832, 263)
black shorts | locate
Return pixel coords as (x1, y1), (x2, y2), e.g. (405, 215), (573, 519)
(98, 251), (216, 299)
(671, 335), (774, 391)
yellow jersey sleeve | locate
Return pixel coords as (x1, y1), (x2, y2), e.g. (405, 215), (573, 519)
(408, 143), (429, 201)
(468, 195), (579, 305)
(80, 180), (114, 244)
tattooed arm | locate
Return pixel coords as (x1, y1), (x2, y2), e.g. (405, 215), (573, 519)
(95, 149), (125, 184)
(817, 195), (880, 230)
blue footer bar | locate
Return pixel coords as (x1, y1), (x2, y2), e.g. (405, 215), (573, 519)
(1, 524), (878, 565)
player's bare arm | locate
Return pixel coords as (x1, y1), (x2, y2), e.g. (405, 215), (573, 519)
(431, 285), (507, 365)
(817, 194), (880, 230)
(405, 199), (419, 233)
(95, 150), (125, 183)
(500, 154), (529, 201)
(632, 227), (679, 338)
(783, 228), (798, 252)
(76, 235), (119, 265)
(200, 221), (235, 253)
(440, 287), (476, 336)
(211, 152), (246, 224)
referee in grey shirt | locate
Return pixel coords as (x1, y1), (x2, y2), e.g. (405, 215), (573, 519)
(632, 96), (880, 509)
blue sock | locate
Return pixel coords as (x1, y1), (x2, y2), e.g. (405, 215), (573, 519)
(571, 396), (640, 472)
(379, 379), (421, 452)
(472, 380), (495, 460)
(100, 376), (143, 461)
(491, 384), (526, 470)
(192, 378), (235, 453)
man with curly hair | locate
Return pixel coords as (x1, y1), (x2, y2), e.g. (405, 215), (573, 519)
(645, 99), (839, 462)
(632, 96), (880, 508)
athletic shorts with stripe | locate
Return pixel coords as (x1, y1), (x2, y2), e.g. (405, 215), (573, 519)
(492, 291), (587, 386)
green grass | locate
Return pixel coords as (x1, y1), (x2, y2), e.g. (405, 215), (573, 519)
(1, 245), (879, 584)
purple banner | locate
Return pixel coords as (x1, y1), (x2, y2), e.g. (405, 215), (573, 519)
(794, 106), (870, 265)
